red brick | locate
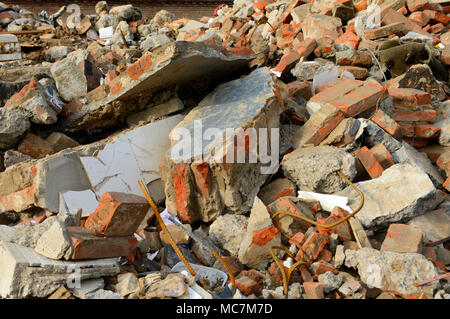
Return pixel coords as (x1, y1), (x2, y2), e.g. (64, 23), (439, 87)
(299, 265), (314, 282)
(407, 0), (429, 12)
(440, 47), (450, 65)
(443, 177), (450, 191)
(85, 192), (149, 237)
(436, 151), (450, 175)
(381, 224), (424, 254)
(431, 23), (444, 34)
(330, 83), (385, 117)
(313, 262), (339, 279)
(301, 231), (329, 264)
(334, 31), (360, 49)
(425, 9), (450, 25)
(370, 143), (395, 169)
(358, 40), (378, 51)
(393, 109), (437, 122)
(338, 66), (368, 79)
(355, 146), (385, 178)
(69, 226), (137, 260)
(293, 103), (345, 147)
(235, 270), (265, 296)
(303, 282), (324, 299)
(17, 133), (55, 159)
(414, 124), (441, 138)
(272, 50), (301, 76)
(397, 5), (408, 15)
(289, 232), (306, 249)
(312, 78), (363, 97)
(370, 109), (403, 140)
(317, 207), (353, 241)
(389, 87), (431, 107)
(382, 9), (437, 43)
(364, 23), (407, 40)
(404, 137), (429, 148)
(287, 80), (312, 100)
(409, 11), (431, 26)
(317, 249), (333, 263)
(268, 197), (315, 234)
(336, 50), (372, 67)
(354, 0), (368, 11)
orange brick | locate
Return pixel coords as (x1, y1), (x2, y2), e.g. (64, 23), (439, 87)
(443, 177), (450, 191)
(370, 108), (403, 140)
(303, 282), (324, 299)
(85, 192), (149, 237)
(69, 226), (137, 260)
(381, 224), (423, 253)
(404, 137), (429, 148)
(330, 83), (385, 117)
(408, 0), (429, 12)
(317, 207), (353, 241)
(334, 31), (360, 49)
(355, 146), (384, 178)
(370, 143), (395, 169)
(389, 88), (431, 107)
(301, 231), (329, 264)
(393, 109), (437, 122)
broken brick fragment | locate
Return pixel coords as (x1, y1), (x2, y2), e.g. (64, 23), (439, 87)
(84, 192), (149, 237)
(69, 226), (137, 260)
(303, 282), (324, 299)
(355, 146), (385, 179)
(381, 224), (424, 254)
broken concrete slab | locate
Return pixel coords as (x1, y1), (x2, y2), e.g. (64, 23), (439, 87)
(50, 49), (102, 103)
(392, 141), (445, 186)
(80, 115), (183, 198)
(126, 96), (184, 127)
(336, 164), (444, 230)
(345, 247), (439, 298)
(62, 41), (255, 132)
(161, 67), (284, 223)
(0, 107), (30, 149)
(0, 149), (92, 214)
(209, 214), (248, 257)
(34, 220), (74, 260)
(282, 145), (357, 194)
(0, 225), (119, 298)
(238, 197), (281, 270)
(407, 208), (450, 242)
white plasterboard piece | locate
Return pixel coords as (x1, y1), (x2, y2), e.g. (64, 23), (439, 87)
(297, 191), (352, 213)
(59, 189), (99, 216)
(99, 27), (114, 40)
(80, 115), (183, 197)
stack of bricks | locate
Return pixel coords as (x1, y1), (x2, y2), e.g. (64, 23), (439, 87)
(389, 88), (441, 148)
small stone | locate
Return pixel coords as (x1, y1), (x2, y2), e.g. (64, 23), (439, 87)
(318, 271), (344, 293)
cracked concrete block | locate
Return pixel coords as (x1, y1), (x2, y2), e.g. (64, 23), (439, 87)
(209, 214), (248, 257)
(0, 107), (30, 149)
(392, 141), (445, 186)
(238, 197), (281, 270)
(34, 220), (74, 260)
(282, 145), (357, 194)
(0, 225), (119, 298)
(345, 247), (438, 298)
(161, 67), (285, 223)
(336, 164), (444, 230)
(62, 41), (255, 132)
(0, 149), (92, 214)
(50, 49), (102, 103)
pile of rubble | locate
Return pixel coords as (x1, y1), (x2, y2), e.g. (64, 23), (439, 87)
(0, 0), (449, 299)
